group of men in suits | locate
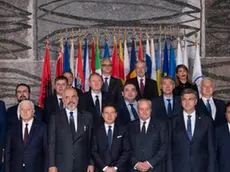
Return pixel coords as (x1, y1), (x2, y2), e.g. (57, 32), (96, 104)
(1, 59), (230, 172)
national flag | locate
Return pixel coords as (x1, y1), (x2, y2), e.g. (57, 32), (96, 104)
(168, 41), (176, 80)
(119, 39), (124, 82)
(91, 40), (96, 73)
(176, 37), (183, 65)
(150, 38), (156, 80)
(56, 37), (64, 77)
(83, 39), (90, 91)
(95, 39), (101, 74)
(156, 38), (162, 96)
(75, 39), (84, 91)
(39, 41), (52, 109)
(63, 41), (70, 72)
(111, 36), (120, 78)
(138, 36), (144, 60)
(70, 39), (75, 86)
(128, 39), (137, 79)
(145, 37), (152, 78)
(124, 39), (130, 80)
(183, 36), (189, 68)
(162, 40), (169, 76)
(103, 42), (110, 58)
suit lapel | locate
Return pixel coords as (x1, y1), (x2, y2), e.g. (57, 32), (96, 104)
(143, 78), (149, 95)
(18, 121), (24, 149)
(24, 120), (38, 149)
(160, 96), (168, 116)
(109, 77), (116, 92)
(191, 113), (202, 143)
(60, 110), (72, 139)
(200, 99), (211, 117)
(134, 77), (142, 96)
(122, 100), (131, 122)
(179, 115), (191, 142)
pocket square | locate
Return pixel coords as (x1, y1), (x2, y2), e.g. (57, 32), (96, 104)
(117, 135), (122, 138)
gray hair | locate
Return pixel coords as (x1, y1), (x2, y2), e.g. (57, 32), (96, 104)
(137, 98), (152, 109)
(201, 77), (214, 86)
(17, 100), (35, 116)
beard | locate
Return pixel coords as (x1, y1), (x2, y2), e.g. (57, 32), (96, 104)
(66, 101), (77, 111)
(18, 96), (29, 102)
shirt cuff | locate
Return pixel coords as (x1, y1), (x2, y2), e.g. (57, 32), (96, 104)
(114, 166), (118, 171)
(134, 163), (138, 170)
(103, 166), (108, 171)
(146, 161), (153, 168)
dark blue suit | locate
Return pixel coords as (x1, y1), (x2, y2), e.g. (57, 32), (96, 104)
(6, 104), (44, 129)
(216, 123), (230, 172)
(91, 124), (131, 172)
(5, 119), (47, 172)
(151, 96), (182, 121)
(0, 101), (6, 170)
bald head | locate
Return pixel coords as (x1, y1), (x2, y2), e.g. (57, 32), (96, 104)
(101, 58), (112, 76)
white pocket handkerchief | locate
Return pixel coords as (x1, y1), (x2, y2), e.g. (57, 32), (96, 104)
(117, 135), (122, 138)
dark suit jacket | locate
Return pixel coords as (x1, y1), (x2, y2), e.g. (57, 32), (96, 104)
(128, 118), (168, 172)
(196, 98), (226, 127)
(151, 96), (182, 121)
(0, 101), (6, 147)
(91, 123), (131, 172)
(5, 119), (47, 172)
(125, 77), (158, 100)
(48, 109), (93, 172)
(80, 91), (114, 127)
(216, 123), (230, 172)
(102, 76), (123, 104)
(7, 104), (44, 129)
(169, 113), (216, 172)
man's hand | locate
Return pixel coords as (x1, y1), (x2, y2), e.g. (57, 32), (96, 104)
(105, 167), (115, 172)
(142, 161), (152, 171)
(87, 165), (94, 172)
(49, 167), (57, 172)
(136, 162), (149, 172)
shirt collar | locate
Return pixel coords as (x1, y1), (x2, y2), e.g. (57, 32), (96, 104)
(183, 110), (196, 118)
(57, 95), (62, 100)
(202, 96), (213, 102)
(91, 90), (102, 97)
(163, 95), (173, 101)
(104, 123), (115, 129)
(102, 75), (111, 80)
(65, 108), (78, 116)
(140, 117), (151, 123)
(137, 76), (145, 81)
(125, 100), (137, 106)
(22, 118), (34, 126)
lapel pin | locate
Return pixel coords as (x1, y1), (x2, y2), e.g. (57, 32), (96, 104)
(84, 126), (86, 131)
(198, 116), (201, 119)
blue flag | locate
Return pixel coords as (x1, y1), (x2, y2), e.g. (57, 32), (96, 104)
(145, 38), (152, 78)
(103, 42), (110, 58)
(63, 41), (70, 72)
(169, 42), (176, 80)
(162, 41), (169, 77)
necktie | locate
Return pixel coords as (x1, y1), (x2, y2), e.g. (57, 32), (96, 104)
(108, 126), (113, 150)
(129, 104), (139, 120)
(140, 79), (144, 96)
(206, 99), (212, 115)
(59, 98), (64, 109)
(24, 123), (28, 146)
(104, 77), (109, 92)
(141, 121), (146, 134)
(95, 95), (101, 116)
(187, 115), (192, 141)
(167, 99), (172, 117)
(69, 112), (75, 140)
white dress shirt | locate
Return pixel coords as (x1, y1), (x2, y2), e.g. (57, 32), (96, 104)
(183, 110), (196, 136)
(102, 75), (111, 86)
(228, 122), (230, 133)
(202, 97), (216, 120)
(65, 108), (78, 132)
(91, 91), (102, 113)
(22, 118), (34, 139)
(125, 100), (138, 121)
(140, 117), (151, 133)
(57, 95), (63, 107)
(137, 76), (145, 89)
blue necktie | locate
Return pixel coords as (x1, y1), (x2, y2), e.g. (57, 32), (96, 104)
(69, 112), (75, 140)
(108, 126), (113, 150)
(104, 77), (109, 92)
(129, 104), (139, 120)
(187, 115), (192, 141)
(167, 99), (172, 117)
(95, 95), (100, 116)
(206, 99), (212, 115)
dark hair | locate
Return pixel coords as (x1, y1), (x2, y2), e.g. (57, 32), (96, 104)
(175, 64), (193, 86)
(55, 75), (68, 84)
(102, 104), (117, 112)
(63, 70), (73, 76)
(161, 76), (175, 84)
(123, 82), (137, 91)
(16, 83), (31, 94)
(180, 88), (198, 99)
(89, 72), (103, 81)
(225, 102), (230, 113)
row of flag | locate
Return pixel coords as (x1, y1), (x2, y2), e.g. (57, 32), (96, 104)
(38, 36), (202, 108)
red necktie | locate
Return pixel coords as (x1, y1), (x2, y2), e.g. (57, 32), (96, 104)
(140, 79), (144, 95)
(24, 124), (28, 146)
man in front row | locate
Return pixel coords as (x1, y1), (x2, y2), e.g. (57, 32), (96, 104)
(48, 88), (94, 172)
(91, 104), (131, 172)
(128, 99), (168, 172)
(5, 100), (47, 172)
(169, 89), (215, 172)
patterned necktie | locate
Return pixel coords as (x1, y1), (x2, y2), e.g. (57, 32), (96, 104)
(24, 123), (28, 146)
(69, 112), (75, 140)
(206, 99), (212, 115)
(167, 99), (172, 117)
(95, 95), (100, 116)
(104, 77), (109, 92)
(140, 79), (144, 96)
(108, 126), (113, 150)
(141, 121), (146, 134)
(129, 104), (139, 120)
(59, 98), (63, 109)
(187, 115), (192, 141)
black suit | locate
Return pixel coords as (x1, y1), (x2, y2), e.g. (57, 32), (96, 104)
(216, 123), (230, 172)
(128, 118), (168, 172)
(48, 109), (93, 172)
(102, 76), (123, 104)
(169, 113), (215, 172)
(125, 77), (158, 100)
(5, 119), (47, 172)
(6, 104), (44, 129)
(91, 124), (131, 172)
(196, 98), (226, 127)
(152, 96), (182, 121)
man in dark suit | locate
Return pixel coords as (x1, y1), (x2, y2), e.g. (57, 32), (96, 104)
(125, 60), (158, 100)
(216, 102), (230, 172)
(128, 99), (168, 172)
(169, 88), (215, 172)
(48, 88), (94, 172)
(152, 76), (182, 121)
(91, 104), (131, 172)
(101, 59), (123, 104)
(7, 83), (44, 129)
(117, 83), (139, 125)
(196, 78), (226, 127)
(81, 73), (113, 127)
(0, 100), (6, 170)
(5, 100), (47, 172)
(44, 76), (68, 123)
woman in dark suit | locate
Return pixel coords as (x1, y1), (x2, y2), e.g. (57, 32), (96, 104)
(173, 64), (198, 96)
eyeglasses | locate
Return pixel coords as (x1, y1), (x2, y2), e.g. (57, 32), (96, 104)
(101, 64), (112, 67)
(181, 98), (196, 102)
